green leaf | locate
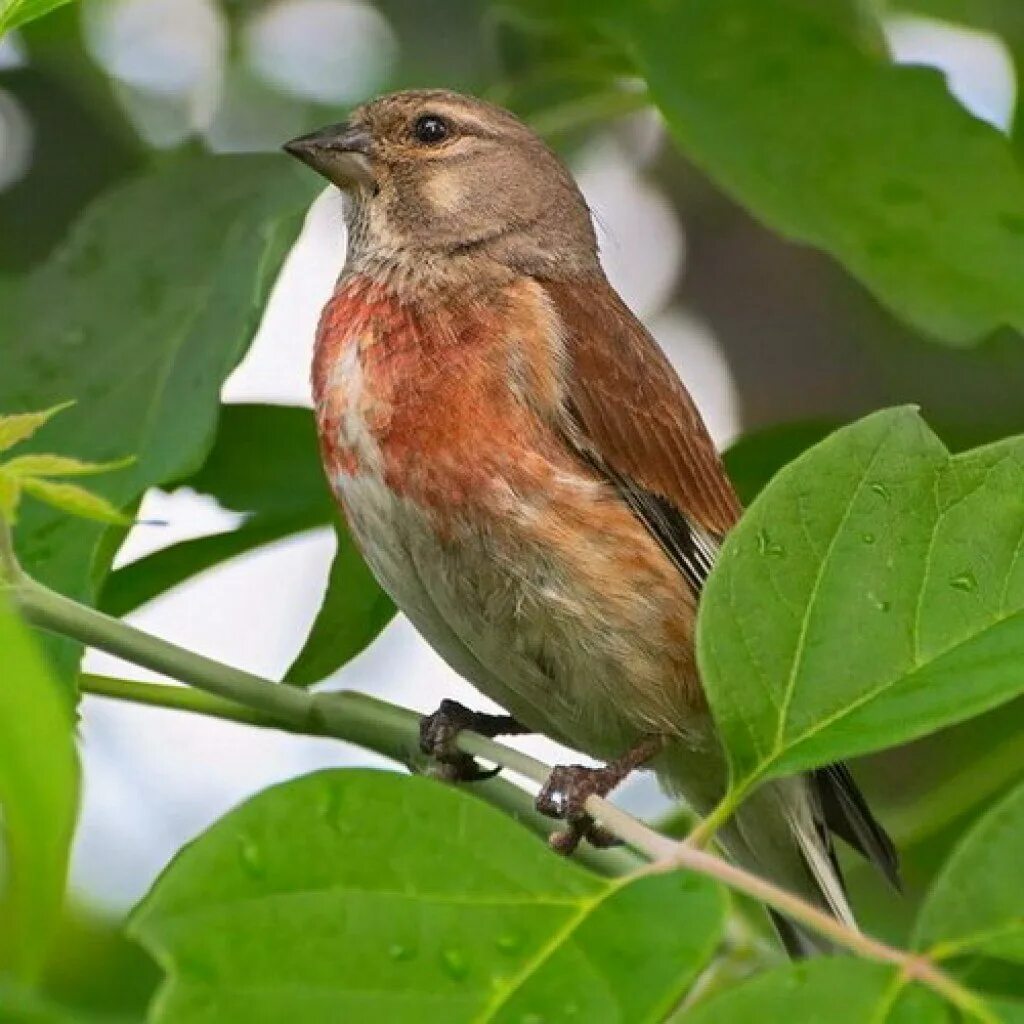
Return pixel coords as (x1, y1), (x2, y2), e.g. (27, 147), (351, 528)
(130, 770), (726, 1023)
(100, 520), (304, 618)
(0, 403), (74, 455)
(0, 594), (79, 980)
(0, 159), (316, 684)
(554, 0), (1024, 345)
(285, 527), (395, 684)
(914, 778), (1024, 963)
(1, 455), (134, 479)
(20, 478), (133, 526)
(0, 473), (19, 523)
(176, 404), (334, 524)
(0, 0), (75, 35)
(698, 408), (1024, 793)
(678, 959), (948, 1023)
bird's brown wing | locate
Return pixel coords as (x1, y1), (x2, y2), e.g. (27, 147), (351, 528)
(542, 278), (741, 594)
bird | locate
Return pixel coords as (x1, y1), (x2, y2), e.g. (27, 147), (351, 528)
(283, 89), (898, 955)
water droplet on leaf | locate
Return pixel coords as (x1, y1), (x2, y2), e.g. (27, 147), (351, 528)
(756, 528), (784, 557)
(442, 948), (469, 980)
(949, 571), (977, 593)
(237, 836), (265, 879)
(496, 932), (523, 954)
(870, 482), (890, 501)
(861, 532), (875, 544)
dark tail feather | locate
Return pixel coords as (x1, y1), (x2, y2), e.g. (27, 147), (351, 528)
(768, 909), (834, 958)
(814, 762), (901, 891)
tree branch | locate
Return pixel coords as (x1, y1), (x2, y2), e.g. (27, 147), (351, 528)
(3, 556), (993, 1021)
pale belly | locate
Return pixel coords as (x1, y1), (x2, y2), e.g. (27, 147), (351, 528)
(335, 468), (701, 761)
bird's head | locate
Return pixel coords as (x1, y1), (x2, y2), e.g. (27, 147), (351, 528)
(284, 89), (599, 286)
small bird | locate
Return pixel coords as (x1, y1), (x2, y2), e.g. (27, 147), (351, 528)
(284, 89), (898, 955)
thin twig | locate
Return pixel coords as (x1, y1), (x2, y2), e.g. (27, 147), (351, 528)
(3, 560), (992, 1020)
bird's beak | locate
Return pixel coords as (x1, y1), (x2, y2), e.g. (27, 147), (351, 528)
(283, 121), (375, 191)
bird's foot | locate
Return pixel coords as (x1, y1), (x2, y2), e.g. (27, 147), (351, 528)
(536, 736), (668, 855)
(419, 698), (528, 783)
(535, 764), (622, 854)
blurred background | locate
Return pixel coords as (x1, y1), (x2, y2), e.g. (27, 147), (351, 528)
(3, 0), (1024, 1016)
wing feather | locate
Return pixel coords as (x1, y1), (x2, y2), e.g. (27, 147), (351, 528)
(541, 278), (740, 590)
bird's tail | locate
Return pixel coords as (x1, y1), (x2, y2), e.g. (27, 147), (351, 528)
(660, 742), (898, 957)
(724, 775), (854, 956)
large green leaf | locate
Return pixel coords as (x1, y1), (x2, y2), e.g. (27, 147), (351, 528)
(698, 408), (1024, 794)
(130, 770), (725, 1023)
(914, 778), (1024, 963)
(0, 160), (316, 683)
(0, 595), (79, 980)
(678, 959), (948, 1022)
(548, 0), (1024, 345)
(0, 0), (75, 34)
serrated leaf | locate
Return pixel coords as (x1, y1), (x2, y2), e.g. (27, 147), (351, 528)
(914, 778), (1024, 963)
(544, 0), (1024, 345)
(698, 408), (1024, 794)
(130, 770), (726, 1023)
(0, 403), (74, 455)
(0, 159), (316, 686)
(678, 959), (948, 1023)
(21, 478), (132, 526)
(0, 594), (79, 979)
(1, 454), (134, 479)
(0, 0), (75, 35)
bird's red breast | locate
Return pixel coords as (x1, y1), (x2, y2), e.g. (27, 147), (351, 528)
(313, 274), (570, 516)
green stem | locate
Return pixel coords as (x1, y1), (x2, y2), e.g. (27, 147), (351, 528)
(1, 555), (990, 1015)
(80, 673), (285, 730)
(17, 576), (314, 726)
(685, 782), (750, 848)
(0, 518), (21, 582)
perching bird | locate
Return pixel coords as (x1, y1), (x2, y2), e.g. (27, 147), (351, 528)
(284, 89), (898, 955)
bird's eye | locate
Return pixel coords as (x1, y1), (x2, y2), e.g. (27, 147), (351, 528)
(412, 114), (449, 145)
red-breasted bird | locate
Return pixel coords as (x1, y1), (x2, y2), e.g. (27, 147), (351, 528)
(284, 89), (898, 955)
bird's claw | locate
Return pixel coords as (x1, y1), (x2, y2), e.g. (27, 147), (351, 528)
(536, 764), (622, 855)
(419, 699), (501, 783)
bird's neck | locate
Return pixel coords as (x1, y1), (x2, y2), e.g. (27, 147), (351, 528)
(342, 198), (599, 306)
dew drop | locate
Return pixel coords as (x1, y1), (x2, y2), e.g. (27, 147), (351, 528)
(861, 532), (876, 545)
(756, 529), (784, 557)
(870, 482), (890, 501)
(441, 948), (469, 980)
(318, 785), (353, 835)
(496, 932), (523, 955)
(237, 835), (266, 879)
(949, 571), (977, 593)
